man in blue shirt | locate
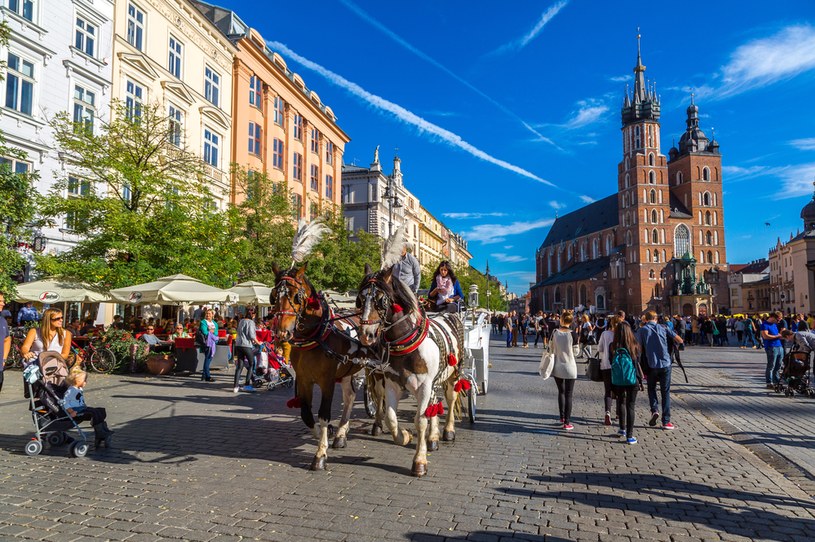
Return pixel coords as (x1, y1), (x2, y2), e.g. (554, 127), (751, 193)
(16, 301), (39, 325)
(761, 313), (783, 389)
(0, 293), (10, 392)
(637, 310), (684, 430)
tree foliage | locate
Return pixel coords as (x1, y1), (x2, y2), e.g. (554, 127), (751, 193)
(36, 101), (241, 288)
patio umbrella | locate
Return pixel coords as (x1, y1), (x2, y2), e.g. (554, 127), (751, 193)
(228, 281), (273, 306)
(14, 279), (112, 304)
(109, 274), (238, 305)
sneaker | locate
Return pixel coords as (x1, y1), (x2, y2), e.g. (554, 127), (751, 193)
(626, 437), (638, 444)
(649, 412), (659, 426)
(563, 423), (574, 431)
(617, 429), (626, 436)
(663, 422), (675, 430)
(604, 412), (612, 426)
(233, 386), (240, 394)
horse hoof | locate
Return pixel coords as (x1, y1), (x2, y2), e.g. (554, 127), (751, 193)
(371, 424), (382, 437)
(428, 440), (439, 452)
(332, 436), (347, 449)
(309, 456), (327, 471)
(442, 430), (456, 442)
(412, 462), (427, 477)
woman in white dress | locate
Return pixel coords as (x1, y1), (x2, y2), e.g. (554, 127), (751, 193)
(550, 311), (578, 430)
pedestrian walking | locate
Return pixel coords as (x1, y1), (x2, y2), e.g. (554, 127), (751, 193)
(550, 311), (578, 430)
(198, 309), (219, 382)
(234, 308), (262, 393)
(578, 313), (595, 358)
(505, 312), (513, 347)
(761, 313), (783, 389)
(521, 313), (529, 348)
(610, 320), (645, 444)
(0, 293), (9, 393)
(741, 316), (756, 348)
(533, 311), (544, 348)
(596, 315), (620, 425)
(511, 311), (519, 348)
(637, 310), (684, 430)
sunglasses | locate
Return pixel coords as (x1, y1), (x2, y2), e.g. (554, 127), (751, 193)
(51, 317), (63, 321)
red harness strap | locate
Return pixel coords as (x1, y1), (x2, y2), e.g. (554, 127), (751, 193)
(388, 315), (429, 357)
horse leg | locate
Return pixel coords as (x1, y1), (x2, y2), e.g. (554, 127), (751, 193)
(310, 378), (334, 471)
(296, 378), (317, 438)
(385, 381), (412, 446)
(332, 376), (354, 449)
(442, 377), (458, 442)
(370, 374), (385, 436)
(427, 407), (440, 452)
(411, 377), (433, 477)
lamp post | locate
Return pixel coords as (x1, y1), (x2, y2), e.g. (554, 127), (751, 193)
(383, 175), (402, 237)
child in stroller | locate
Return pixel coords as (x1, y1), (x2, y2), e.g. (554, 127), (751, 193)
(779, 330), (815, 397)
(22, 352), (113, 457)
(63, 370), (115, 447)
(251, 343), (294, 391)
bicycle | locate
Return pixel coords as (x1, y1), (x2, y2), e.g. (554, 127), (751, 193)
(69, 339), (117, 374)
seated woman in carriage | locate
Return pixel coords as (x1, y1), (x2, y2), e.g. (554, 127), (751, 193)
(428, 261), (464, 313)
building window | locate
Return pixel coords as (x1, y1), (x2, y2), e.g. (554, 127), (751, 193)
(649, 189), (656, 204)
(168, 36), (183, 78)
(273, 138), (284, 169)
(674, 224), (690, 258)
(293, 114), (302, 140)
(65, 176), (90, 231)
(168, 104), (183, 147)
(8, 0), (35, 21)
(248, 122), (261, 156)
(75, 17), (96, 57)
(325, 141), (334, 165)
(605, 235), (612, 255)
(649, 170), (656, 184)
(5, 53), (34, 116)
(249, 75), (262, 108)
(125, 79), (143, 119)
(592, 238), (599, 259)
(325, 174), (333, 199)
(703, 166), (711, 181)
(0, 156), (31, 174)
(310, 128), (319, 153)
(652, 229), (659, 244)
(291, 193), (302, 220)
(310, 164), (318, 191)
(653, 250), (660, 263)
(676, 171), (683, 185)
(204, 66), (220, 107)
(651, 209), (658, 224)
(648, 153), (655, 166)
(273, 96), (284, 125)
(203, 128), (220, 168)
(292, 152), (302, 181)
(72, 85), (95, 134)
(126, 3), (145, 51)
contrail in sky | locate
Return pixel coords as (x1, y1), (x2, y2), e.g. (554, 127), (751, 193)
(489, 1), (570, 56)
(337, 0), (559, 148)
(267, 40), (552, 186)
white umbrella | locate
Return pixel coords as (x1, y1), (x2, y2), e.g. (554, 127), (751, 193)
(109, 274), (238, 305)
(323, 290), (357, 310)
(228, 281), (273, 306)
(14, 279), (112, 303)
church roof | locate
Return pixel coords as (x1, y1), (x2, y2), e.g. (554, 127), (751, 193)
(540, 195), (618, 249)
(669, 193), (693, 219)
(533, 256), (611, 288)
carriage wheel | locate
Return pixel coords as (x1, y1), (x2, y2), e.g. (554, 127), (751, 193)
(467, 388), (477, 424)
(24, 439), (42, 456)
(363, 382), (377, 419)
(90, 348), (116, 374)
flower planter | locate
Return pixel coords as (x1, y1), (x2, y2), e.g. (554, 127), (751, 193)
(146, 354), (174, 375)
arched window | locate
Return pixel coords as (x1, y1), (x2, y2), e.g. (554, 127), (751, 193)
(554, 287), (561, 305)
(714, 211), (718, 225)
(547, 250), (552, 275)
(592, 238), (599, 259)
(705, 211), (711, 225)
(703, 166), (711, 181)
(651, 209), (658, 223)
(543, 289), (550, 311)
(579, 285), (587, 306)
(714, 167), (719, 182)
(605, 235), (613, 255)
(625, 231), (632, 247)
(676, 171), (683, 185)
(707, 250), (713, 263)
(623, 193), (628, 208)
(649, 189), (656, 204)
(649, 153), (655, 166)
(660, 209), (664, 223)
(674, 224), (690, 258)
(624, 174), (630, 189)
(580, 243), (586, 262)
(706, 231), (712, 245)
(652, 228), (659, 244)
(662, 249), (667, 262)
(566, 286), (574, 309)
(649, 170), (656, 184)
(557, 248), (562, 272)
(567, 244), (572, 260)
(714, 251), (720, 264)
(703, 192), (711, 206)
(625, 157), (630, 170)
(700, 250), (705, 263)
(653, 250), (660, 263)
(635, 125), (641, 148)
(646, 249), (651, 262)
(649, 269), (655, 279)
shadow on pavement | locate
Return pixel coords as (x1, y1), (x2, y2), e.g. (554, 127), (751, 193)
(406, 531), (568, 541)
(499, 471), (814, 541)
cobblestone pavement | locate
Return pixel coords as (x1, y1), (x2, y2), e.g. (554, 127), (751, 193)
(0, 337), (813, 541)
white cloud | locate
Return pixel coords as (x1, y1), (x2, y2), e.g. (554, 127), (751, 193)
(503, 245), (514, 249)
(489, 1), (569, 56)
(337, 0), (557, 147)
(541, 98), (609, 131)
(579, 195), (596, 204)
(268, 41), (552, 186)
(790, 138), (815, 151)
(442, 212), (507, 219)
(725, 162), (815, 197)
(722, 165), (770, 180)
(609, 75), (629, 83)
(549, 201), (566, 210)
(490, 253), (528, 263)
(713, 25), (815, 99)
(462, 217), (555, 244)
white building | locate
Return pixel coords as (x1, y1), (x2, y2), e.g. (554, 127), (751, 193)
(1, 0), (114, 256)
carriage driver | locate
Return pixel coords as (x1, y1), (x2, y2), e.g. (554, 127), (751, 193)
(391, 243), (421, 295)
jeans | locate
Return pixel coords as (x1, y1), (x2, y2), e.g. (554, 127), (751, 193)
(647, 366), (672, 425)
(506, 330), (512, 347)
(234, 345), (256, 388)
(765, 347), (784, 384)
(201, 347), (214, 379)
(742, 331), (756, 347)
(554, 377), (575, 423)
(616, 385), (638, 438)
(601, 369), (613, 413)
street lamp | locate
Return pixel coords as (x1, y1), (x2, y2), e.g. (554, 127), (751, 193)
(383, 175), (402, 237)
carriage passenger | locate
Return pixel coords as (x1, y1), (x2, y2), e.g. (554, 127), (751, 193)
(428, 261), (464, 313)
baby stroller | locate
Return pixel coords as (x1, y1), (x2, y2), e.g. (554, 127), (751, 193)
(251, 343), (295, 391)
(776, 349), (814, 397)
(22, 352), (90, 458)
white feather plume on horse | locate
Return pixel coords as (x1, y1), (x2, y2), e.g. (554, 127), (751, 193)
(381, 224), (407, 270)
(291, 219), (329, 264)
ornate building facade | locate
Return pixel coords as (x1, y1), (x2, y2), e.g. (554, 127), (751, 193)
(531, 38), (728, 316)
(768, 187), (815, 315)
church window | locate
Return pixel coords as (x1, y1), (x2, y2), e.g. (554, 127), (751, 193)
(635, 125), (641, 148)
(580, 243), (586, 262)
(705, 211), (711, 225)
(547, 250), (552, 275)
(646, 249), (651, 262)
(707, 250), (713, 263)
(714, 211), (718, 225)
(643, 228), (648, 244)
(625, 157), (630, 170)
(649, 189), (656, 204)
(649, 153), (655, 166)
(624, 174), (630, 189)
(700, 250), (705, 263)
(661, 229), (666, 244)
(554, 287), (561, 305)
(674, 225), (690, 257)
(705, 231), (712, 245)
(714, 251), (720, 264)
(606, 235), (612, 255)
(567, 244), (572, 260)
(625, 231), (632, 247)
(651, 209), (657, 223)
(703, 192), (711, 206)
(714, 231), (719, 244)
(703, 167), (711, 181)
(647, 126), (653, 147)
(676, 171), (683, 185)
(660, 209), (664, 222)
(649, 170), (656, 184)
(652, 229), (658, 244)
(579, 285), (587, 306)
(650, 269), (655, 279)
(592, 238), (599, 259)
(713, 193), (718, 206)
(714, 167), (719, 181)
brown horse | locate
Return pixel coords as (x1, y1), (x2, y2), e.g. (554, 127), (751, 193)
(271, 263), (375, 470)
(355, 264), (464, 477)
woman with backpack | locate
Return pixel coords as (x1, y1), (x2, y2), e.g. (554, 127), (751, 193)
(610, 321), (645, 444)
(550, 311), (578, 430)
(596, 315), (620, 426)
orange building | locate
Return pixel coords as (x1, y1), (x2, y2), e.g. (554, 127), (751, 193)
(194, 2), (350, 218)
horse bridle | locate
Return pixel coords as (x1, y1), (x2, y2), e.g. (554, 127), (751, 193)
(358, 278), (393, 327)
(273, 274), (310, 331)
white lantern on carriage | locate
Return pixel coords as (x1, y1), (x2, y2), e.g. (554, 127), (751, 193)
(468, 284), (479, 308)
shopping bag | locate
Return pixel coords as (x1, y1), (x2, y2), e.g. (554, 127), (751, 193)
(586, 357), (603, 382)
(539, 350), (555, 380)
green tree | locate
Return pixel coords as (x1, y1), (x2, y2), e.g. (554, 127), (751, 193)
(36, 101), (241, 288)
(0, 21), (40, 297)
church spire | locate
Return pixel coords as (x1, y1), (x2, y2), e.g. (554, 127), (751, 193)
(633, 29), (647, 103)
(621, 29), (660, 128)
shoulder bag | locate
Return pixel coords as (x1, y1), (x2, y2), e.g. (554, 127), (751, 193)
(586, 356), (603, 382)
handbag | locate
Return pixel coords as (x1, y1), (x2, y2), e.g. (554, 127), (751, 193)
(539, 350), (555, 380)
(587, 334), (598, 345)
(586, 357), (602, 382)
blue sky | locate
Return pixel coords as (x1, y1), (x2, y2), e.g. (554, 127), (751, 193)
(220, 0), (815, 294)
